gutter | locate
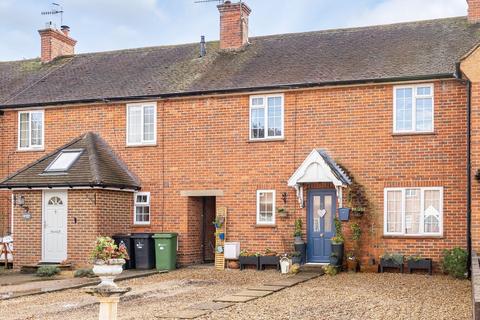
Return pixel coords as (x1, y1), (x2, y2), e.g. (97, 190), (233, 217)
(0, 73), (455, 110)
(0, 183), (141, 191)
(468, 80), (473, 277)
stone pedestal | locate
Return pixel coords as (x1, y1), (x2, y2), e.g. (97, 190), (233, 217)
(85, 286), (131, 320)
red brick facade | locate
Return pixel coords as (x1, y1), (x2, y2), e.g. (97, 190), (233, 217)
(0, 79), (469, 268)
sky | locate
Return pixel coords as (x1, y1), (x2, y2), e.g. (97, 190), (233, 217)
(0, 0), (469, 62)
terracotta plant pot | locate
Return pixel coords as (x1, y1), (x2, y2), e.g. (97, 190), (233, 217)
(347, 259), (358, 272)
(227, 260), (240, 269)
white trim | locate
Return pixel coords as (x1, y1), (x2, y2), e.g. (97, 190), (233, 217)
(17, 110), (45, 151)
(133, 192), (151, 225)
(42, 190), (68, 263)
(393, 84), (434, 134)
(10, 193), (14, 235)
(249, 94), (284, 141)
(126, 102), (157, 147)
(384, 187), (443, 236)
(256, 190), (276, 225)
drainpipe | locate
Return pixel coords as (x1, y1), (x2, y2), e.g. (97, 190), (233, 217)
(467, 80), (472, 277)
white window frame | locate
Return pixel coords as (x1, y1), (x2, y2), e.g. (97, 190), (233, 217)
(45, 150), (83, 172)
(393, 84), (434, 133)
(126, 102), (157, 146)
(249, 94), (284, 141)
(133, 192), (151, 225)
(383, 187), (443, 236)
(17, 110), (45, 151)
(256, 190), (276, 225)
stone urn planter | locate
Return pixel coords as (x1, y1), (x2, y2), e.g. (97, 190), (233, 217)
(93, 259), (126, 288)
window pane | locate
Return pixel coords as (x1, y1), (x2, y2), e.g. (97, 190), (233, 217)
(252, 98), (264, 106)
(313, 196), (320, 232)
(267, 97), (282, 137)
(30, 112), (43, 146)
(395, 88), (413, 131)
(324, 195), (332, 232)
(143, 106), (155, 142)
(405, 189), (420, 234)
(251, 107), (265, 139)
(424, 190), (440, 233)
(128, 107), (142, 144)
(416, 97), (433, 132)
(47, 151), (82, 171)
(386, 190), (402, 233)
(19, 113), (30, 148)
(417, 87), (431, 96)
(259, 191), (274, 223)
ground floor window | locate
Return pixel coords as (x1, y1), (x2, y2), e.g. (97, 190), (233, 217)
(384, 187), (442, 236)
(134, 192), (150, 225)
(257, 190), (275, 225)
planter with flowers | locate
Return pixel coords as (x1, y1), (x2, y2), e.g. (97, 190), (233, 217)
(91, 236), (129, 287)
(330, 218), (344, 267)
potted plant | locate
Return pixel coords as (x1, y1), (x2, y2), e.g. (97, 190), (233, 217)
(407, 255), (432, 275)
(91, 236), (129, 287)
(239, 250), (260, 270)
(212, 217), (224, 229)
(347, 223), (361, 272)
(379, 252), (404, 273)
(259, 248), (280, 270)
(330, 218), (344, 267)
(293, 218), (306, 264)
(290, 251), (302, 265)
(346, 252), (358, 272)
(277, 207), (288, 218)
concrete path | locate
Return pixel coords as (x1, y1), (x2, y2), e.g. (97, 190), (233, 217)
(157, 271), (323, 319)
(0, 269), (159, 300)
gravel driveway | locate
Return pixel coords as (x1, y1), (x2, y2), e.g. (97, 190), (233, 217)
(0, 267), (470, 320)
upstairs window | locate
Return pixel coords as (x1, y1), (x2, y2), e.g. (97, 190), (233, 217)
(384, 187), (442, 236)
(256, 190), (275, 225)
(394, 84), (434, 133)
(18, 110), (44, 150)
(134, 192), (150, 225)
(250, 94), (284, 140)
(126, 103), (156, 146)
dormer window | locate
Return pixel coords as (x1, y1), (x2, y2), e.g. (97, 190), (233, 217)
(45, 150), (82, 172)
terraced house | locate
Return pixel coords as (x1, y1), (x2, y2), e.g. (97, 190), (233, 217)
(2, 0), (480, 271)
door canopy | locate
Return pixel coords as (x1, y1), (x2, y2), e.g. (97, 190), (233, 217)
(288, 149), (351, 207)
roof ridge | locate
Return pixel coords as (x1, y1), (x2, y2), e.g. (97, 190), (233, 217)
(84, 132), (102, 185)
(0, 134), (85, 184)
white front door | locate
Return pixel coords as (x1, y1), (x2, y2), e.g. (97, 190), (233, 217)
(43, 191), (68, 262)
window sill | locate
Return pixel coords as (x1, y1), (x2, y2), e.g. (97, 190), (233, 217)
(16, 148), (45, 153)
(392, 131), (436, 137)
(126, 144), (157, 148)
(382, 235), (443, 239)
(255, 224), (277, 228)
(248, 138), (285, 143)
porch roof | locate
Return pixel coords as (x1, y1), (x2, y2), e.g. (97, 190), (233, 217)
(0, 132), (141, 191)
(288, 149), (351, 187)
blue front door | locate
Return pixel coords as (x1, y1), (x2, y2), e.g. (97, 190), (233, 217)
(307, 189), (336, 263)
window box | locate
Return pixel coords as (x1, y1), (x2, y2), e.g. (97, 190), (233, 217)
(259, 255), (280, 270)
(239, 256), (259, 270)
(407, 258), (432, 275)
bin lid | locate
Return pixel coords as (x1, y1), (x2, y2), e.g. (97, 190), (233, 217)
(131, 233), (153, 239)
(153, 233), (178, 239)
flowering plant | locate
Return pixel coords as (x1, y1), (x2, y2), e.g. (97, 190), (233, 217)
(91, 236), (129, 264)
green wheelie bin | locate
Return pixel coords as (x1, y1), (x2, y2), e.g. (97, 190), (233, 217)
(153, 233), (178, 271)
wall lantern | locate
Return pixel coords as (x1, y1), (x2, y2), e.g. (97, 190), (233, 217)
(14, 195), (31, 220)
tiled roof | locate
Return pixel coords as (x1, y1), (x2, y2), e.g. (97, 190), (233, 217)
(0, 132), (141, 190)
(1, 17), (479, 108)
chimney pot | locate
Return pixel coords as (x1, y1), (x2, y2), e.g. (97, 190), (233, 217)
(468, 0), (480, 23)
(60, 25), (70, 36)
(200, 35), (207, 57)
(217, 1), (251, 50)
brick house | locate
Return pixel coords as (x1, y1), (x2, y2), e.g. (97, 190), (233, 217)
(2, 0), (480, 270)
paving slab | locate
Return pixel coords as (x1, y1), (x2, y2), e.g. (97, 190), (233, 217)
(213, 295), (258, 303)
(189, 302), (234, 311)
(296, 272), (322, 279)
(247, 285), (285, 292)
(233, 290), (273, 297)
(157, 309), (211, 319)
(263, 279), (305, 287)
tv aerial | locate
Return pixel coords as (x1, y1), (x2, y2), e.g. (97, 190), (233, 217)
(41, 3), (64, 26)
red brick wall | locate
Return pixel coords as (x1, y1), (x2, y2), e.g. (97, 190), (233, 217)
(1, 79), (468, 268)
(471, 82), (480, 253)
(12, 189), (132, 268)
(218, 2), (251, 50)
(469, 0), (480, 23)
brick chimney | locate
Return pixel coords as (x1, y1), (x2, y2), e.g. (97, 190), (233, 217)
(468, 0), (480, 23)
(38, 24), (77, 63)
(217, 1), (251, 50)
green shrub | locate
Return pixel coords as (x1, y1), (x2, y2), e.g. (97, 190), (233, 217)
(74, 268), (95, 278)
(36, 266), (61, 277)
(441, 247), (468, 279)
(323, 264), (339, 276)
